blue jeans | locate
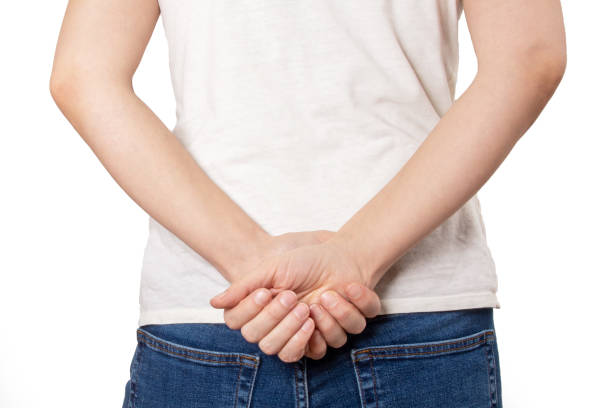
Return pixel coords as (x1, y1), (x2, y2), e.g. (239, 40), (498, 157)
(122, 308), (502, 407)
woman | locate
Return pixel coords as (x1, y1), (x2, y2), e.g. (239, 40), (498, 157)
(50, 0), (566, 406)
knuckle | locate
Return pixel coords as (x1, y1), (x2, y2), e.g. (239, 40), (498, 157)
(347, 318), (367, 334)
(240, 326), (260, 343)
(280, 289), (297, 299)
(317, 319), (335, 334)
(329, 333), (348, 349)
(311, 343), (327, 358)
(268, 303), (289, 320)
(223, 311), (236, 328)
(277, 349), (290, 362)
(365, 309), (379, 318)
(291, 303), (310, 323)
(224, 313), (240, 330)
(225, 319), (240, 330)
(366, 300), (382, 318)
(279, 350), (302, 363)
(258, 339), (277, 356)
(334, 307), (350, 321)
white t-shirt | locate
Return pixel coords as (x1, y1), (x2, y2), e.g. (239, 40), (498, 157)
(138, 0), (500, 326)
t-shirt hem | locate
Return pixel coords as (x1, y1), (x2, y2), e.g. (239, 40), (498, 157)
(137, 292), (500, 326)
(379, 292), (500, 315)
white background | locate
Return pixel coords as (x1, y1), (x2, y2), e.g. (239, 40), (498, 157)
(1, 1), (610, 407)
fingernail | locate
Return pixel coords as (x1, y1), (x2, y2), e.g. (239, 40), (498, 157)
(310, 304), (322, 318)
(279, 291), (296, 308)
(321, 292), (338, 308)
(293, 303), (309, 319)
(254, 289), (270, 305)
(301, 318), (314, 332)
(347, 283), (362, 299)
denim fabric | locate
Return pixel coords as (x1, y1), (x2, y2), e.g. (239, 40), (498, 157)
(122, 308), (502, 407)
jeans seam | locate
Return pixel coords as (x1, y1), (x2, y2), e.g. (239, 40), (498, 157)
(136, 329), (258, 367)
(233, 362), (243, 408)
(368, 353), (379, 408)
(129, 344), (143, 408)
(354, 336), (491, 361)
(139, 336), (256, 367)
(487, 338), (499, 407)
(352, 353), (366, 408)
(246, 357), (259, 408)
(294, 362), (299, 408)
(353, 330), (494, 359)
(304, 358), (309, 408)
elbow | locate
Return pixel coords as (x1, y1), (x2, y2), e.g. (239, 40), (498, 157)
(49, 67), (133, 110)
(49, 74), (68, 107)
(478, 47), (567, 97)
(527, 49), (567, 94)
(49, 70), (85, 109)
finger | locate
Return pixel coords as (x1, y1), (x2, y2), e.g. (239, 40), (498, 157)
(313, 229), (335, 243)
(309, 303), (347, 348)
(258, 302), (310, 356)
(320, 291), (367, 335)
(223, 288), (273, 330)
(278, 318), (315, 363)
(210, 273), (265, 309)
(240, 290), (298, 343)
(305, 329), (327, 360)
(343, 283), (382, 318)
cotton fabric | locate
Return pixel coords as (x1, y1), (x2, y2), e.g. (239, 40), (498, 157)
(138, 0), (500, 326)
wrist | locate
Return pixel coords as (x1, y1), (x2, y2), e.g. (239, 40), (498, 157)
(325, 233), (381, 290)
(223, 227), (274, 283)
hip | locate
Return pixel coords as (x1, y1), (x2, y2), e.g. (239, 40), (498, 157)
(123, 307), (502, 407)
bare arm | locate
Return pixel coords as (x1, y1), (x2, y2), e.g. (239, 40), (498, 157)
(327, 0), (567, 287)
(49, 0), (272, 281)
(49, 0), (385, 360)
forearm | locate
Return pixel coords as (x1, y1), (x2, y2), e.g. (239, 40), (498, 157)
(329, 66), (564, 289)
(51, 82), (271, 281)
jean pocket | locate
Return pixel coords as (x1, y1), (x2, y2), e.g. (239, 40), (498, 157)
(129, 328), (260, 408)
(351, 329), (499, 408)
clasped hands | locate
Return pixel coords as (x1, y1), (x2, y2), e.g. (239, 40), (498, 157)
(210, 230), (381, 363)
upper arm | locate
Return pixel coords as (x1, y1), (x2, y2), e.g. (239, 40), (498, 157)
(50, 0), (160, 92)
(463, 0), (567, 80)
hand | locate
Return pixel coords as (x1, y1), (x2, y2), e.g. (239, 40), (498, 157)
(218, 231), (381, 361)
(224, 229), (349, 359)
(210, 239), (381, 362)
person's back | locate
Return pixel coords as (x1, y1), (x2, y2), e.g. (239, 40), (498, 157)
(51, 0), (567, 406)
(140, 0), (499, 326)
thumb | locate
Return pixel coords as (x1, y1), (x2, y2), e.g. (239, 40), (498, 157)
(209, 273), (264, 309)
(343, 282), (381, 318)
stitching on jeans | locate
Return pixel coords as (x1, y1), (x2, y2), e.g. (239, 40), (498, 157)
(233, 361), (243, 408)
(353, 330), (494, 356)
(294, 363), (299, 408)
(368, 352), (379, 408)
(130, 344), (143, 408)
(304, 359), (309, 408)
(139, 336), (257, 367)
(485, 344), (493, 408)
(352, 355), (367, 408)
(137, 329), (258, 365)
(137, 329), (258, 363)
(246, 356), (259, 408)
(487, 340), (498, 408)
(354, 337), (491, 362)
(492, 335), (500, 407)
